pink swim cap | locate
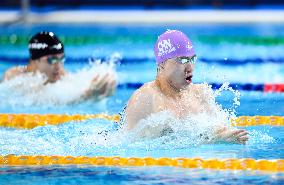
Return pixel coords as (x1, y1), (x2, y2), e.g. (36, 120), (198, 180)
(154, 30), (195, 65)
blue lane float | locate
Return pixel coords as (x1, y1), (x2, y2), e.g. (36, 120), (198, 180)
(1, 56), (284, 65)
(118, 82), (266, 92)
(118, 83), (284, 92)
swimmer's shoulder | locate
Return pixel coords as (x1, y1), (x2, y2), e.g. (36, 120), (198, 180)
(190, 83), (212, 92)
(189, 83), (215, 99)
(125, 81), (160, 114)
(125, 81), (157, 129)
(128, 81), (156, 104)
(3, 66), (27, 81)
(139, 81), (159, 94)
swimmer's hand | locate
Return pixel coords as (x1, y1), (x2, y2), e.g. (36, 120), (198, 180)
(214, 127), (249, 144)
(83, 73), (116, 101)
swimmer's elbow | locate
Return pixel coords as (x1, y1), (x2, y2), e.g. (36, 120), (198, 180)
(126, 121), (135, 130)
(125, 89), (153, 130)
(125, 110), (151, 131)
(2, 68), (20, 82)
(125, 103), (150, 130)
(125, 107), (140, 130)
(2, 72), (11, 82)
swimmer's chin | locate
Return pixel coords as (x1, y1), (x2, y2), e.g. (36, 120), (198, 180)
(185, 79), (192, 84)
(44, 76), (61, 84)
(180, 82), (192, 90)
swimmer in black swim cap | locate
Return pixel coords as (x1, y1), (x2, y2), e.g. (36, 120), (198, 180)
(28, 31), (66, 83)
(2, 31), (116, 101)
(2, 31), (65, 83)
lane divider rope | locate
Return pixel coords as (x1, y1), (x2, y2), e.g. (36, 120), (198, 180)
(1, 35), (284, 45)
(232, 116), (284, 126)
(0, 114), (283, 129)
(0, 114), (120, 129)
(1, 155), (283, 172)
(118, 82), (284, 92)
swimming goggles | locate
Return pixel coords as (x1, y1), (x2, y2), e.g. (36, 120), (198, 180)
(175, 55), (197, 64)
(47, 56), (66, 65)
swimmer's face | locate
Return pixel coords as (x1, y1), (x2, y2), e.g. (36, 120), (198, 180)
(35, 53), (65, 83)
(161, 57), (195, 90)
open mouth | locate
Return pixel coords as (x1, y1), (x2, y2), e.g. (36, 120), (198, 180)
(53, 72), (60, 76)
(185, 75), (192, 83)
(53, 71), (61, 79)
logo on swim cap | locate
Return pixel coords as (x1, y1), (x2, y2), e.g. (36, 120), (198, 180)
(154, 30), (195, 65)
(51, 43), (63, 50)
(28, 43), (48, 49)
(157, 39), (176, 57)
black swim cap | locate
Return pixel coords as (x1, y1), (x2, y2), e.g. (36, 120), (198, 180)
(28, 31), (64, 60)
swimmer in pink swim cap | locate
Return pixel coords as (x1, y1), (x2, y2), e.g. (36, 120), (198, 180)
(125, 30), (249, 144)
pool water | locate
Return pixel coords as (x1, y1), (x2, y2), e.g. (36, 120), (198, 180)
(0, 23), (284, 184)
(1, 166), (284, 185)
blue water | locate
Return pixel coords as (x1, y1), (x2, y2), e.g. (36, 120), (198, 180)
(0, 23), (284, 184)
(1, 166), (284, 185)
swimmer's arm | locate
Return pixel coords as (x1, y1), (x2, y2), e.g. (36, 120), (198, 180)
(197, 85), (249, 144)
(205, 126), (249, 144)
(2, 67), (22, 81)
(80, 73), (116, 101)
(125, 89), (153, 130)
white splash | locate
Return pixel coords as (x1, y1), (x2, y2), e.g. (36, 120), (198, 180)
(213, 82), (241, 120)
(122, 82), (245, 148)
(0, 79), (275, 156)
(0, 61), (117, 108)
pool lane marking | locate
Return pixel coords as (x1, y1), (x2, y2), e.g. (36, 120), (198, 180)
(0, 155), (284, 172)
(118, 83), (284, 93)
(0, 114), (283, 129)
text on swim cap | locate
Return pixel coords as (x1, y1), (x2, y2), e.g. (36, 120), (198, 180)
(29, 43), (48, 49)
(51, 43), (63, 50)
(158, 39), (176, 57)
(186, 42), (193, 50)
(29, 43), (62, 50)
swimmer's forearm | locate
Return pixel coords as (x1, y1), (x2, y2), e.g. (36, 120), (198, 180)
(80, 89), (100, 101)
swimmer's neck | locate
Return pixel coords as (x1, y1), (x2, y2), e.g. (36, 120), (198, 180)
(26, 62), (54, 85)
(26, 61), (36, 73)
(155, 76), (184, 99)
